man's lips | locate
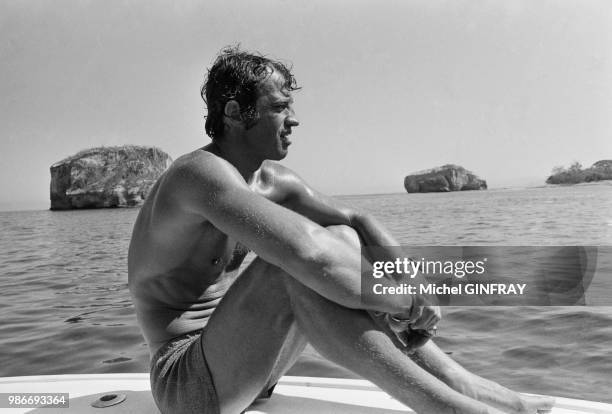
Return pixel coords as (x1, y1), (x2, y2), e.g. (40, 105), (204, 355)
(280, 133), (292, 146)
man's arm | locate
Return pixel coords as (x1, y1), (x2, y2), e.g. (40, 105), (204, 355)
(260, 161), (409, 263)
(170, 154), (413, 315)
(262, 162), (440, 329)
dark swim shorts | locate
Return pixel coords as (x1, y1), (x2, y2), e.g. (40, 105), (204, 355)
(150, 329), (278, 414)
(150, 330), (219, 414)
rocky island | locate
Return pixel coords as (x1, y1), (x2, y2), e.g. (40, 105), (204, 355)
(546, 160), (612, 185)
(50, 145), (172, 210)
(404, 164), (487, 193)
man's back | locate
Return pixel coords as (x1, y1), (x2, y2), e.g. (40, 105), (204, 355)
(128, 149), (252, 355)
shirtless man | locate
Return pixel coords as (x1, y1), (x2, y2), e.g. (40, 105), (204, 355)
(128, 47), (554, 414)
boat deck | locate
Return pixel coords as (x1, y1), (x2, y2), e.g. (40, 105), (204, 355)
(1, 374), (611, 413)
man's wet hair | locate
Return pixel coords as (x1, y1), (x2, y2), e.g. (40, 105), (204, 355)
(202, 46), (299, 140)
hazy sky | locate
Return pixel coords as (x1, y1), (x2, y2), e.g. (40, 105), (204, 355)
(1, 0), (611, 211)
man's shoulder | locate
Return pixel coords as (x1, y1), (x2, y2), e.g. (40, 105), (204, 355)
(258, 160), (301, 185)
(152, 149), (248, 218)
(254, 161), (312, 204)
(168, 149), (244, 187)
(172, 148), (224, 172)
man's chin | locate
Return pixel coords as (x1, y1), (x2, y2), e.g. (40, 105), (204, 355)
(272, 149), (289, 160)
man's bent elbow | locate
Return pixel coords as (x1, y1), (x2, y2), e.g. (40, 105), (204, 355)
(281, 225), (334, 272)
(351, 211), (379, 228)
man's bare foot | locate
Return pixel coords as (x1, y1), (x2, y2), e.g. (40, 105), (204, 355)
(447, 373), (555, 414)
(478, 388), (555, 413)
(517, 394), (555, 414)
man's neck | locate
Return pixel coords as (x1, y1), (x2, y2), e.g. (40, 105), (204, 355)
(206, 139), (264, 181)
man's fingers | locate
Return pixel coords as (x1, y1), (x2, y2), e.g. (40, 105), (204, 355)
(424, 307), (441, 330)
(408, 302), (423, 321)
(385, 314), (411, 333)
(410, 306), (441, 331)
(386, 305), (441, 336)
(410, 311), (432, 330)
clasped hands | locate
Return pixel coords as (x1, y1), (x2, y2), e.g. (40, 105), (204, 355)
(377, 304), (441, 351)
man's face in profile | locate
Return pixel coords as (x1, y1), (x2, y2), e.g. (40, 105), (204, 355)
(243, 70), (298, 161)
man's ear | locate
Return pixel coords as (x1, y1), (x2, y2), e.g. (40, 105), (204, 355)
(224, 100), (242, 122)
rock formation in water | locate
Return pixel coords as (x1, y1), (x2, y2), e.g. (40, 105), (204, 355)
(50, 146), (172, 210)
(546, 160), (612, 184)
(404, 164), (487, 193)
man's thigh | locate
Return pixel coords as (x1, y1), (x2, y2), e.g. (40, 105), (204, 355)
(201, 256), (304, 414)
(203, 224), (362, 413)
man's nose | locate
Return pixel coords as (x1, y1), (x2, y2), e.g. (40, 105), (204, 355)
(286, 111), (299, 127)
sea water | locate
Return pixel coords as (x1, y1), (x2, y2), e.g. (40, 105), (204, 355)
(1, 183), (611, 402)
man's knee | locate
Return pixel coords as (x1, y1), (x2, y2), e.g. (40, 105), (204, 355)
(326, 224), (362, 249)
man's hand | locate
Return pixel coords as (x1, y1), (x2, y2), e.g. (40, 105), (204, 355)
(382, 304), (441, 352)
(388, 305), (441, 334)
